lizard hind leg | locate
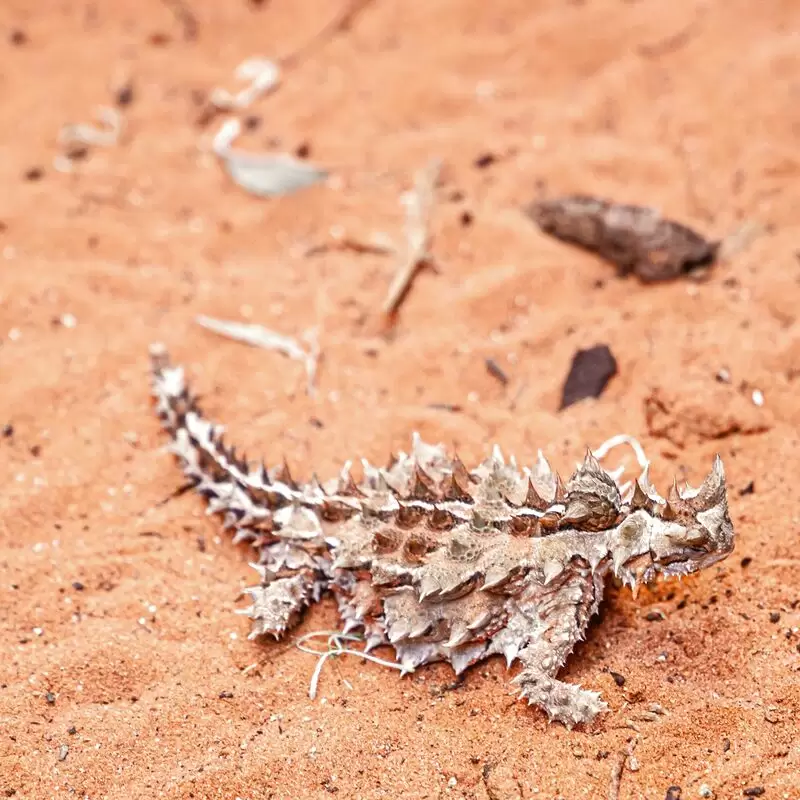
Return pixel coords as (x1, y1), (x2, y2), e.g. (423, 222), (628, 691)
(239, 568), (321, 640)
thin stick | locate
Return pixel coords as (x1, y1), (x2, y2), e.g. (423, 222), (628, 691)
(607, 751), (626, 800)
(608, 738), (638, 800)
(280, 0), (377, 70)
(382, 158), (441, 316)
(196, 315), (320, 396)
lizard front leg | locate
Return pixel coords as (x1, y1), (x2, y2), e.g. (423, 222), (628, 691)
(512, 568), (608, 728)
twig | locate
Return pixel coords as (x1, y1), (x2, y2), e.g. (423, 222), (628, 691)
(607, 738), (638, 800)
(382, 158), (441, 316)
(196, 314), (320, 396)
(485, 358), (509, 386)
(280, 0), (377, 70)
(161, 0), (199, 40)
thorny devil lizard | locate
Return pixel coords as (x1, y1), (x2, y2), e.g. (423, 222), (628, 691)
(149, 344), (735, 727)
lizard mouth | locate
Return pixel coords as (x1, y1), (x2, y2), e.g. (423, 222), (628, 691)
(654, 546), (724, 577)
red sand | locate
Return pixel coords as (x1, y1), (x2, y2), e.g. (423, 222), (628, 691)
(1, 1), (799, 798)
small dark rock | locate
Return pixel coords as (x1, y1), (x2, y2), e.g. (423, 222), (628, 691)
(485, 358), (509, 387)
(115, 81), (135, 107)
(609, 671), (626, 687)
(473, 152), (496, 169)
(71, 581), (85, 591)
(2, 424), (13, 438)
(743, 789), (765, 798)
(738, 481), (755, 496)
(243, 114), (261, 131)
(769, 612), (780, 624)
(295, 141), (311, 159)
(560, 344), (618, 410)
(23, 167), (44, 181)
(45, 692), (56, 705)
(9, 29), (27, 45)
(67, 726), (77, 735)
(646, 610), (666, 622)
(459, 210), (474, 227)
(722, 738), (731, 752)
(218, 690), (234, 699)
(664, 788), (682, 800)
(29, 444), (41, 457)
(740, 557), (752, 568)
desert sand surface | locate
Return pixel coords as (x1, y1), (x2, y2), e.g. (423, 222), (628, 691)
(1, 1), (799, 798)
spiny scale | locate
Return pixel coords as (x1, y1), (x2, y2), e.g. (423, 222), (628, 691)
(148, 344), (735, 728)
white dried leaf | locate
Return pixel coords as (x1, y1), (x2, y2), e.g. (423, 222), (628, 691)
(222, 151), (327, 197)
(213, 119), (327, 198)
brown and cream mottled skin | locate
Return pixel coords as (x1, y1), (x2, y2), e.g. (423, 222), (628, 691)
(148, 345), (735, 728)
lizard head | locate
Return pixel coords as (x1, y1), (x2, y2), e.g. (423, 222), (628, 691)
(610, 455), (735, 589)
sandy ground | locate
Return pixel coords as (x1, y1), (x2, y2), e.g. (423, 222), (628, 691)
(2, 0), (800, 798)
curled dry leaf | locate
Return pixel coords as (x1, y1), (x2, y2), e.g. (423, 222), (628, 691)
(526, 195), (717, 282)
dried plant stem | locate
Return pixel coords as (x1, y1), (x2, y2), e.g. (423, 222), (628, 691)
(382, 158), (441, 316)
(294, 630), (404, 699)
(195, 315), (320, 396)
(607, 738), (638, 800)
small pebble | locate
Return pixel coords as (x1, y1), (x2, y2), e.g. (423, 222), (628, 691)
(751, 389), (764, 407)
(58, 744), (69, 761)
(45, 691), (56, 704)
(742, 789), (765, 798)
(698, 784), (713, 798)
(560, 344), (617, 410)
(609, 671), (626, 687)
